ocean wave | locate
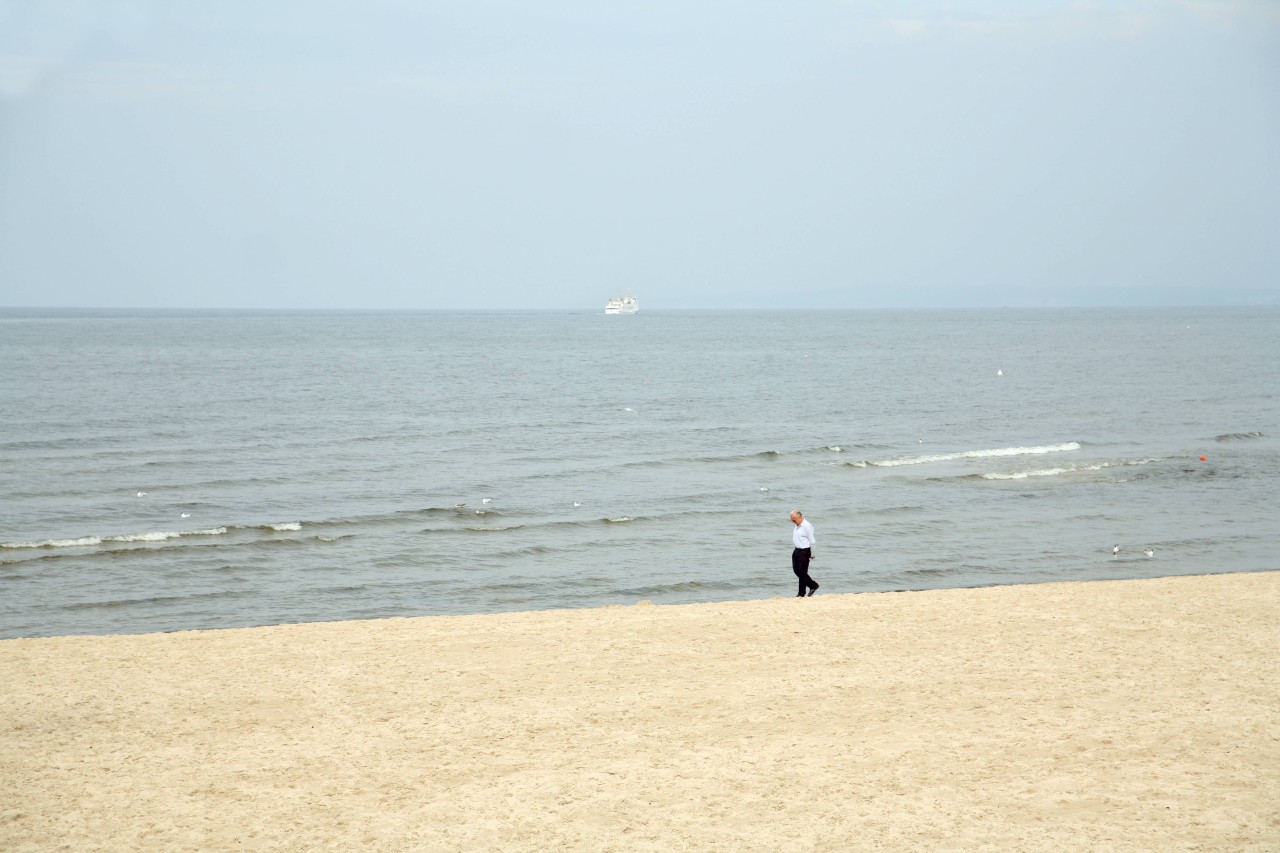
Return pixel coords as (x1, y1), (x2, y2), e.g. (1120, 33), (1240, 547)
(980, 467), (1075, 480)
(2, 527), (229, 550)
(603, 516), (633, 523)
(300, 506), (492, 529)
(675, 450), (782, 465)
(59, 589), (248, 612)
(873, 505), (926, 515)
(108, 528), (229, 543)
(0, 436), (96, 453)
(2, 536), (105, 549)
(900, 567), (958, 578)
(612, 448), (798, 469)
(613, 578), (745, 597)
(593, 444), (885, 471)
(851, 442), (1081, 469)
(979, 458), (1159, 480)
(265, 522), (302, 532)
(492, 544), (556, 559)
(1214, 431), (1262, 442)
(464, 525), (525, 532)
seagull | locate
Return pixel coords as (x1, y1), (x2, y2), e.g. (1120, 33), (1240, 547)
(1144, 548), (1155, 558)
(180, 512), (191, 518)
(759, 487), (768, 492)
(454, 503), (465, 508)
(573, 502), (581, 507)
(136, 491), (147, 497)
(482, 497), (493, 504)
(997, 369), (1003, 376)
(1112, 544), (1120, 557)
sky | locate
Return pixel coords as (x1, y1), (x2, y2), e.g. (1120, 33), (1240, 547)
(1, 1), (1278, 310)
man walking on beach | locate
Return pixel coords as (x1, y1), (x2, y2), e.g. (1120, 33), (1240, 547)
(790, 510), (818, 597)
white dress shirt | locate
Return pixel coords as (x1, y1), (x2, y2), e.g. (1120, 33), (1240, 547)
(792, 519), (815, 550)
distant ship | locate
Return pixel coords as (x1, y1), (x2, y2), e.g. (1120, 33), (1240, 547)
(604, 290), (639, 315)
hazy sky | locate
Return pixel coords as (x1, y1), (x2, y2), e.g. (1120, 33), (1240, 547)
(1, 1), (1277, 309)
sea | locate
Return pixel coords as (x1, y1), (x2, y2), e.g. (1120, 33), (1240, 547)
(2, 307), (1277, 639)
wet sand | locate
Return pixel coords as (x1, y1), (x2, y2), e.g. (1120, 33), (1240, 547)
(2, 571), (1277, 851)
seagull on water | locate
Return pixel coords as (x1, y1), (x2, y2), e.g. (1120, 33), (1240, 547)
(1144, 548), (1155, 558)
(1112, 544), (1120, 557)
(136, 491), (147, 497)
(180, 512), (191, 518)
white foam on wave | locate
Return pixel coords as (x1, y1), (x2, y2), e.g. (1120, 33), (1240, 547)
(981, 457), (1159, 480)
(2, 527), (231, 550)
(268, 522), (302, 532)
(107, 527), (231, 543)
(105, 531), (182, 543)
(982, 467), (1077, 480)
(871, 442), (1081, 468)
(2, 536), (104, 549)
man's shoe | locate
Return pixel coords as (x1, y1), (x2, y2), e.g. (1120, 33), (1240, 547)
(807, 585), (819, 597)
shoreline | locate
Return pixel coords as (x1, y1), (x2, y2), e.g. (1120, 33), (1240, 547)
(3, 571), (1277, 851)
(4, 567), (1265, 643)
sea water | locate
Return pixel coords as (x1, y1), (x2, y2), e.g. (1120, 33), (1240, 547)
(2, 307), (1277, 638)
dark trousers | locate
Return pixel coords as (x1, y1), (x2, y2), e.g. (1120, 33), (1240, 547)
(792, 547), (816, 596)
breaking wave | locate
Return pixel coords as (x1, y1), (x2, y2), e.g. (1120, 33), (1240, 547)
(977, 458), (1160, 480)
(1214, 431), (1262, 442)
(981, 467), (1078, 480)
(848, 442), (1081, 469)
(2, 528), (229, 550)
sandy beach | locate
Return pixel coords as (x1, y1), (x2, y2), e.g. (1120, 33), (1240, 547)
(2, 572), (1277, 851)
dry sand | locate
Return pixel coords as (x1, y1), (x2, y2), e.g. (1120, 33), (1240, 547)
(2, 572), (1277, 852)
